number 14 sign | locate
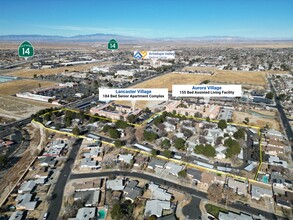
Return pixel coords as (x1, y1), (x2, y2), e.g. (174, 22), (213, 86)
(18, 41), (34, 60)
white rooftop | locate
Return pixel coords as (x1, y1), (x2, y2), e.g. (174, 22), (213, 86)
(106, 179), (124, 191)
(144, 200), (171, 217)
(118, 154), (133, 164)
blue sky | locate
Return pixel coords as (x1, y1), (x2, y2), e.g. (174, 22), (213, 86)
(0, 0), (292, 38)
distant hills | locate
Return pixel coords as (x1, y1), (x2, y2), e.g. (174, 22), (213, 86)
(0, 33), (292, 43)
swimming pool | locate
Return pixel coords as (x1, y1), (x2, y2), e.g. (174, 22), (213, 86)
(98, 208), (107, 220)
(262, 175), (269, 183)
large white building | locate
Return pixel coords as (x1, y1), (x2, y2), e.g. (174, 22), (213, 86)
(16, 92), (54, 103)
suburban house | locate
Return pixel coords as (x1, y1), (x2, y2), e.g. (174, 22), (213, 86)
(74, 190), (100, 207)
(227, 178), (248, 196)
(73, 179), (102, 191)
(106, 179), (125, 191)
(118, 154), (134, 164)
(18, 180), (36, 194)
(8, 211), (25, 220)
(218, 211), (253, 220)
(251, 185), (273, 200)
(68, 207), (97, 220)
(164, 162), (183, 176)
(124, 180), (143, 203)
(148, 158), (166, 170)
(186, 168), (202, 183)
(80, 158), (101, 169)
(275, 191), (293, 209)
(15, 194), (37, 210)
(148, 183), (172, 201)
(38, 156), (57, 167)
(144, 200), (171, 218)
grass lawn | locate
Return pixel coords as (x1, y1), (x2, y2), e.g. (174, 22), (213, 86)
(205, 204), (228, 218)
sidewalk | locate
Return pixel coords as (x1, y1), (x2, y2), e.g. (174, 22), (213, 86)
(199, 200), (209, 220)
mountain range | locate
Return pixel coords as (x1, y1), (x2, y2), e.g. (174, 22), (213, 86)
(0, 33), (292, 43)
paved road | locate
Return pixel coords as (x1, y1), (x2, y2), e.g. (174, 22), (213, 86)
(70, 171), (285, 220)
(0, 118), (31, 133)
(47, 138), (83, 220)
(182, 196), (201, 219)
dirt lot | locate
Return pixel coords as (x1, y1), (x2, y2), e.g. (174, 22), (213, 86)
(132, 69), (271, 91)
(0, 95), (54, 119)
(232, 110), (281, 130)
(0, 79), (57, 95)
(132, 73), (209, 91)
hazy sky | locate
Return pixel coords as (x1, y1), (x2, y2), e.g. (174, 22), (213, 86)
(0, 0), (292, 38)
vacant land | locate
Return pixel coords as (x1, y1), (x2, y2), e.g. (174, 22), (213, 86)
(233, 110), (280, 130)
(135, 65), (291, 91)
(0, 79), (57, 95)
(0, 95), (54, 119)
(6, 61), (113, 78)
(133, 69), (268, 91)
(133, 73), (209, 90)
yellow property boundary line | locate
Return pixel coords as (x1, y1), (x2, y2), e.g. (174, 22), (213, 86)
(36, 107), (264, 180)
(33, 116), (292, 194)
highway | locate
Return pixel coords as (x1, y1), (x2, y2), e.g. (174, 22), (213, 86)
(70, 171), (285, 220)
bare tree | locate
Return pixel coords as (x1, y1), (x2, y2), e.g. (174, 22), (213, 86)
(207, 183), (223, 203)
(223, 187), (236, 205)
(135, 126), (145, 142)
(125, 126), (135, 144)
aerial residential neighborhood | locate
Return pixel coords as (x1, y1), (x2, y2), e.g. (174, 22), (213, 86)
(0, 1), (293, 220)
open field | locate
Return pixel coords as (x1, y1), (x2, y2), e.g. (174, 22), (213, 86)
(133, 73), (209, 90)
(137, 63), (291, 91)
(132, 70), (268, 91)
(184, 66), (289, 75)
(5, 61), (113, 78)
(114, 100), (164, 109)
(0, 79), (57, 95)
(0, 95), (54, 119)
(232, 110), (280, 130)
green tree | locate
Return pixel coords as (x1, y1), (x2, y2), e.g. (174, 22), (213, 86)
(244, 117), (249, 124)
(162, 149), (172, 158)
(144, 107), (151, 114)
(111, 204), (123, 220)
(218, 119), (227, 130)
(72, 126), (80, 135)
(174, 138), (185, 150)
(161, 139), (171, 149)
(151, 149), (158, 157)
(143, 131), (158, 142)
(127, 114), (137, 123)
(115, 120), (128, 129)
(265, 92), (274, 99)
(233, 128), (245, 139)
(178, 169), (187, 178)
(114, 140), (123, 148)
(206, 116), (210, 122)
(64, 111), (75, 127)
(224, 137), (241, 158)
(0, 155), (7, 166)
(102, 125), (111, 132)
(194, 144), (216, 157)
(202, 80), (210, 84)
(109, 128), (120, 139)
(153, 115), (165, 125)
